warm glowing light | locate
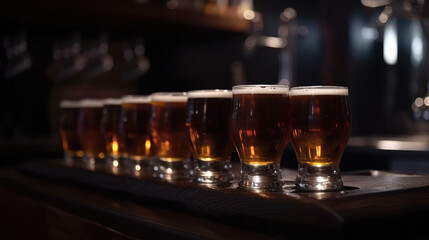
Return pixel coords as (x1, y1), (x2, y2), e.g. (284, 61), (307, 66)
(316, 145), (322, 157)
(112, 140), (118, 154)
(250, 146), (255, 156)
(383, 18), (397, 65)
(379, 12), (389, 24)
(145, 140), (151, 149)
(263, 36), (285, 48)
(424, 97), (429, 106)
(162, 141), (170, 151)
(411, 20), (424, 67)
(415, 97), (424, 107)
(316, 176), (327, 183)
(243, 9), (255, 20)
(202, 146), (211, 155)
(135, 164), (141, 171)
(113, 160), (119, 167)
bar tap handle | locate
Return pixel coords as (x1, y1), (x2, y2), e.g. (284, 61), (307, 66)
(243, 8), (300, 86)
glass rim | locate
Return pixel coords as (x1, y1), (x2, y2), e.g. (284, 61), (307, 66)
(232, 84), (289, 94)
(103, 98), (123, 105)
(187, 89), (232, 98)
(121, 95), (151, 104)
(150, 92), (188, 102)
(79, 99), (104, 108)
(59, 99), (81, 108)
(289, 86), (348, 96)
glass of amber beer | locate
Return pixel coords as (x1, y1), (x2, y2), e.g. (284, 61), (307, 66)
(231, 85), (290, 190)
(186, 89), (234, 184)
(100, 98), (123, 175)
(119, 95), (155, 177)
(77, 99), (106, 171)
(289, 86), (351, 191)
(59, 100), (83, 166)
(150, 92), (192, 181)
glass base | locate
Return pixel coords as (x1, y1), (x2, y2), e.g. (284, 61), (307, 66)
(296, 163), (343, 191)
(154, 158), (193, 182)
(123, 157), (155, 178)
(193, 159), (234, 184)
(82, 156), (106, 172)
(238, 162), (283, 190)
(104, 156), (126, 176)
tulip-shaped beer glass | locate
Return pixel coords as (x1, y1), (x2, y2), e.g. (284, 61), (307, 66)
(289, 86), (351, 191)
(230, 85), (290, 190)
(186, 89), (234, 184)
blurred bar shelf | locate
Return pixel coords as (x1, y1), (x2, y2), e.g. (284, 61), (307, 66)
(348, 135), (429, 153)
(0, 0), (251, 33)
(1, 160), (429, 239)
(343, 135), (429, 173)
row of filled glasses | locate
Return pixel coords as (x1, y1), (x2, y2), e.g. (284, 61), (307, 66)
(59, 84), (351, 192)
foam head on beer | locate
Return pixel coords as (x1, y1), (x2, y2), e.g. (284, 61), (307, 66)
(121, 95), (151, 104)
(231, 85), (289, 95)
(79, 99), (105, 108)
(150, 92), (188, 102)
(103, 98), (123, 106)
(288, 86), (348, 96)
(187, 89), (232, 99)
(60, 100), (82, 109)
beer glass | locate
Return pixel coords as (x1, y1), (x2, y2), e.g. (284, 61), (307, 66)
(230, 85), (290, 190)
(186, 89), (234, 184)
(289, 86), (351, 191)
(100, 98), (123, 175)
(150, 92), (192, 181)
(77, 99), (105, 171)
(118, 95), (155, 177)
(59, 100), (83, 165)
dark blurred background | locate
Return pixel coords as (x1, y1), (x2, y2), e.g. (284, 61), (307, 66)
(2, 0), (429, 172)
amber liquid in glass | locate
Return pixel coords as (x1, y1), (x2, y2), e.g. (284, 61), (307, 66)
(231, 93), (290, 165)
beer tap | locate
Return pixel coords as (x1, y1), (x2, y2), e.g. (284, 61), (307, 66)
(3, 32), (32, 80)
(243, 8), (301, 87)
(122, 36), (150, 83)
(46, 33), (86, 83)
(363, 0), (429, 132)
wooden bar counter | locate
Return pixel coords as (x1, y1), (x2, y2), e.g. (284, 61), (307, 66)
(1, 159), (429, 239)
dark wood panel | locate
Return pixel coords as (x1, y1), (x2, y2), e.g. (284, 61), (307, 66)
(2, 160), (429, 239)
(0, 169), (277, 239)
(0, 186), (136, 240)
